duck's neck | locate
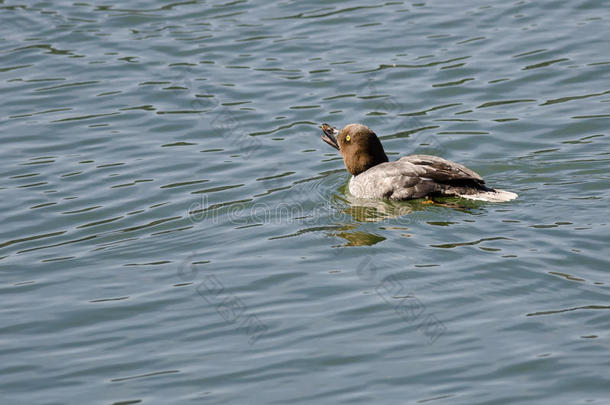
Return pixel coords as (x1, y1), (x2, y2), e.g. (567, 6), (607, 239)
(346, 149), (388, 176)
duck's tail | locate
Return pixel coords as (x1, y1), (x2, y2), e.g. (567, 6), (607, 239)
(458, 188), (518, 202)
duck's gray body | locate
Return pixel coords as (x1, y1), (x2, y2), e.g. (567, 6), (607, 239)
(349, 154), (516, 201)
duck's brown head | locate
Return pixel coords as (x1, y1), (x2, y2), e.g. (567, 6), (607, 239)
(321, 123), (388, 175)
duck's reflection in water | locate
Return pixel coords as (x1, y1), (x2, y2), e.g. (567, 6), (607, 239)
(332, 227), (387, 246)
(329, 193), (480, 246)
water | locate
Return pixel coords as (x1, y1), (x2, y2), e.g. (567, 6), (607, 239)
(1, 1), (609, 403)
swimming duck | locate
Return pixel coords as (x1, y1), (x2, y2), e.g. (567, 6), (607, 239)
(321, 123), (517, 202)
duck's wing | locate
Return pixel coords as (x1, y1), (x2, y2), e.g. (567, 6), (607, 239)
(349, 154), (488, 200)
(396, 154), (485, 184)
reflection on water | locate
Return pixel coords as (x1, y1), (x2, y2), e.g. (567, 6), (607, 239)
(331, 227), (386, 247)
(341, 194), (415, 222)
(341, 192), (484, 223)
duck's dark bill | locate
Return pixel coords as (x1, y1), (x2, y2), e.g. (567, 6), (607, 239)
(321, 123), (339, 150)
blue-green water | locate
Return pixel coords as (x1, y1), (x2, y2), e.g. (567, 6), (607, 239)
(2, 1), (609, 403)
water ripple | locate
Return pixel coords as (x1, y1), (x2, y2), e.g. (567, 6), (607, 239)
(1, 1), (610, 404)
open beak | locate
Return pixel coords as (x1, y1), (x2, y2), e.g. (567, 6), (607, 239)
(321, 123), (340, 150)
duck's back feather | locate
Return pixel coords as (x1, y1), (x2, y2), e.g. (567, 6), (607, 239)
(396, 155), (484, 183)
(349, 154), (516, 201)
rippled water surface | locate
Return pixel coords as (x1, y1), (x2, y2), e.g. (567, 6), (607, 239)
(2, 0), (610, 403)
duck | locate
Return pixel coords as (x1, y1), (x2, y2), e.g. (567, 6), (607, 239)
(320, 123), (517, 202)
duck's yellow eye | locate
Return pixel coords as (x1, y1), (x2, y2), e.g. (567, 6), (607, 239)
(346, 135), (351, 142)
